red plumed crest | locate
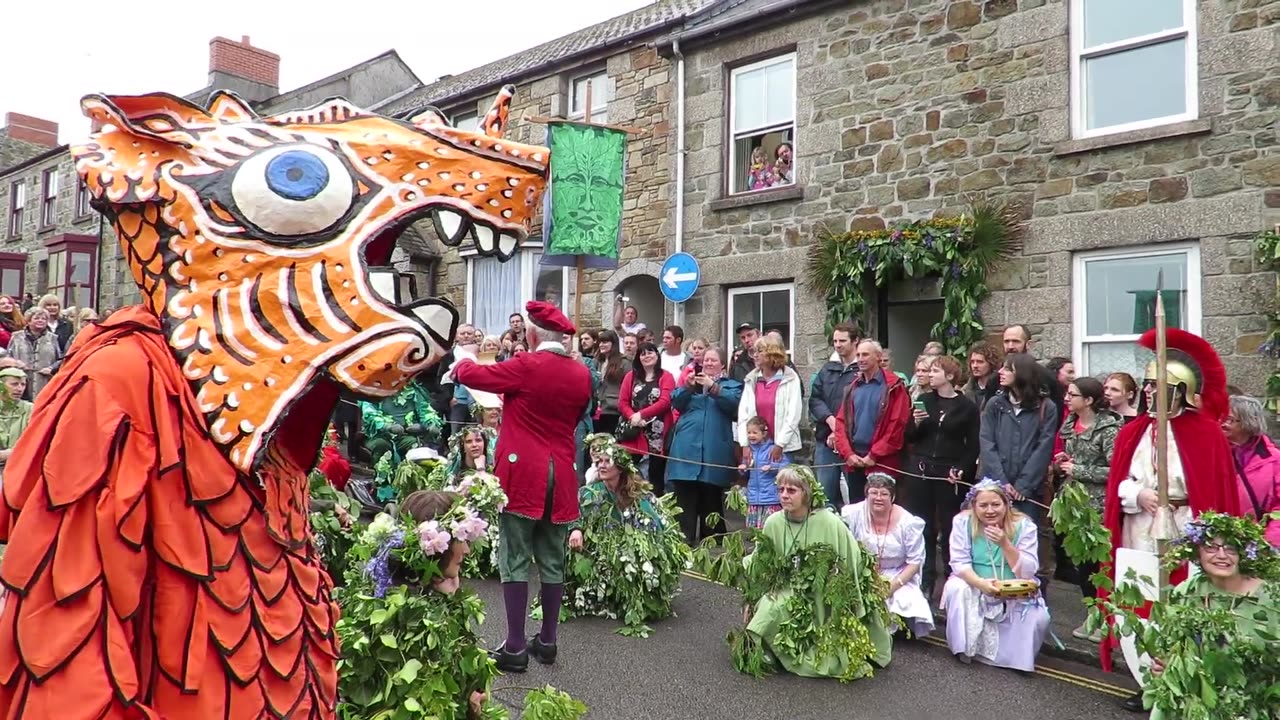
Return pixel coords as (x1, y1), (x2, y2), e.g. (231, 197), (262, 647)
(1138, 327), (1229, 421)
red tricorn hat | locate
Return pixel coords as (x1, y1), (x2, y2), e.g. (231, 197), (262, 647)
(525, 300), (576, 335)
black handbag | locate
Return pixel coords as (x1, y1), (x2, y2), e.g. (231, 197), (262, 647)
(616, 420), (647, 442)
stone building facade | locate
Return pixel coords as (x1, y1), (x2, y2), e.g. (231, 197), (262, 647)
(657, 0), (1279, 393)
(0, 36), (425, 313)
(381, 0), (715, 337)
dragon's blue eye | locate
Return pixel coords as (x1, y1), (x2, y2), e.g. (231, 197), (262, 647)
(265, 150), (330, 201)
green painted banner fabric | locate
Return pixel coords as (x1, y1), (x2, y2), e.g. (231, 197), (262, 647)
(541, 121), (626, 269)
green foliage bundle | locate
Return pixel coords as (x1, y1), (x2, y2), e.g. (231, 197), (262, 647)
(696, 520), (892, 683)
(806, 200), (1022, 355)
(561, 492), (692, 638)
(1087, 512), (1280, 719)
(335, 513), (501, 720)
(1254, 229), (1280, 413)
(1049, 481), (1113, 568)
(309, 467), (357, 584)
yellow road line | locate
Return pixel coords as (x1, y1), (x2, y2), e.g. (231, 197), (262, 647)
(682, 571), (1134, 699)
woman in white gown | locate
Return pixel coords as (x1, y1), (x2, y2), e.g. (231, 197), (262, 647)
(842, 472), (935, 637)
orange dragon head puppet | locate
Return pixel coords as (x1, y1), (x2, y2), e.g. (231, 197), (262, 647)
(70, 87), (548, 473)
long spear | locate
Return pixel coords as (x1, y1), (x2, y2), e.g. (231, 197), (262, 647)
(1150, 270), (1175, 603)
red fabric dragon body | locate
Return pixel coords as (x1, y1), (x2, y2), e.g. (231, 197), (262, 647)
(0, 88), (548, 719)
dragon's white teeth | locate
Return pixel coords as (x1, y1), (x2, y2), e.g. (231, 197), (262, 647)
(498, 232), (519, 258)
(369, 270), (397, 304)
(411, 303), (455, 343)
(433, 209), (468, 242)
(473, 224), (496, 252)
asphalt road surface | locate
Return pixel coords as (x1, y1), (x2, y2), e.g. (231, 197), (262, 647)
(472, 574), (1140, 720)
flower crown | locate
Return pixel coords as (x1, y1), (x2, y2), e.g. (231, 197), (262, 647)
(449, 423), (496, 451)
(776, 465), (828, 511)
(1168, 511), (1280, 579)
(963, 478), (1007, 509)
(866, 471), (896, 489)
(584, 432), (639, 475)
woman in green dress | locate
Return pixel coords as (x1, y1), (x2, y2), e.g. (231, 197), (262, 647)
(1139, 512), (1280, 720)
(737, 466), (893, 680)
(0, 366), (32, 472)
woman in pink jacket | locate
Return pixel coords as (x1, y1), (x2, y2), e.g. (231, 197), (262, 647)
(618, 342), (675, 495)
(1223, 395), (1280, 546)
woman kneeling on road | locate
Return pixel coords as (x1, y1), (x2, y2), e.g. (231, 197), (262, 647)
(940, 479), (1050, 672)
(733, 466), (893, 681)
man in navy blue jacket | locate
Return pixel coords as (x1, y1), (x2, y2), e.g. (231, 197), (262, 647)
(808, 322), (863, 508)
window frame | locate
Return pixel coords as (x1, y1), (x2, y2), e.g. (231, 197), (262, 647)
(8, 182), (25, 239)
(40, 168), (58, 229)
(567, 70), (608, 124)
(726, 281), (796, 353)
(74, 177), (92, 219)
(1070, 241), (1202, 377)
(451, 110), (480, 132)
(726, 51), (798, 196)
(44, 234), (99, 310)
(462, 241), (572, 330)
(1068, 0), (1199, 139)
(0, 252), (27, 299)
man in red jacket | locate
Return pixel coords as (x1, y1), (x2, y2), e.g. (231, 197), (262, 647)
(451, 300), (592, 673)
(1098, 328), (1240, 711)
(834, 340), (911, 503)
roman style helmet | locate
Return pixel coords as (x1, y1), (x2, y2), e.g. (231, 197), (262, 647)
(1138, 327), (1228, 422)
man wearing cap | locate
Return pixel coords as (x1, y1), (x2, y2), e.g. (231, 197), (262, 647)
(730, 322), (760, 381)
(451, 300), (593, 673)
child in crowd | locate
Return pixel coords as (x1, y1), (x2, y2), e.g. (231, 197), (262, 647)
(738, 416), (790, 529)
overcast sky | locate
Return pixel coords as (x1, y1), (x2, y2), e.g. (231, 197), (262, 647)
(1, 0), (653, 144)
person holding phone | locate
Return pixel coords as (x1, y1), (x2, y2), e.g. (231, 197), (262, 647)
(902, 355), (980, 601)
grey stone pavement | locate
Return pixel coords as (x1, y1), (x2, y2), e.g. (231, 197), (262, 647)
(475, 574), (1141, 720)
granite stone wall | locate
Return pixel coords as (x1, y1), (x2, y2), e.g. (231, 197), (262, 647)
(675, 0), (1279, 392)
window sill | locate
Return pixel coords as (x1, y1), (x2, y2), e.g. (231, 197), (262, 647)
(1053, 118), (1212, 157)
(709, 184), (804, 212)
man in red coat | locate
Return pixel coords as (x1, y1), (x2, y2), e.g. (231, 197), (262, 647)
(833, 339), (911, 502)
(1097, 328), (1240, 710)
(451, 300), (592, 673)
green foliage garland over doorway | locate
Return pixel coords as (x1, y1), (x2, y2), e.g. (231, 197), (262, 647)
(806, 201), (1024, 355)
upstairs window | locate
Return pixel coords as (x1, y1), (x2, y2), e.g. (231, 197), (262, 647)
(569, 72), (608, 124)
(452, 111), (480, 132)
(41, 169), (58, 228)
(728, 53), (796, 195)
(1071, 0), (1197, 137)
(75, 177), (92, 217)
(7, 182), (24, 239)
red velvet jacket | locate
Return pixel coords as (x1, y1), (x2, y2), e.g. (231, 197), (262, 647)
(1096, 410), (1240, 670)
(453, 347), (592, 523)
(833, 368), (910, 475)
(617, 369), (675, 455)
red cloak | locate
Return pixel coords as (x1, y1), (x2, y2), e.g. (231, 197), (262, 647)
(1095, 411), (1240, 671)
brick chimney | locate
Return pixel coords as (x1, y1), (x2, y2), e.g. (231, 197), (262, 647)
(208, 35), (280, 102)
(3, 113), (58, 147)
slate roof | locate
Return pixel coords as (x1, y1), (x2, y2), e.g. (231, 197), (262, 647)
(379, 0), (722, 117)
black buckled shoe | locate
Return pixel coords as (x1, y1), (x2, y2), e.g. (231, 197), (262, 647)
(529, 635), (558, 666)
(1121, 692), (1145, 713)
(488, 644), (528, 673)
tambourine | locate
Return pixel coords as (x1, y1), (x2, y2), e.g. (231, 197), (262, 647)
(991, 579), (1039, 600)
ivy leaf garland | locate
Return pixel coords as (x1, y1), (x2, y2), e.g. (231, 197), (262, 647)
(1253, 229), (1280, 414)
(806, 200), (1022, 355)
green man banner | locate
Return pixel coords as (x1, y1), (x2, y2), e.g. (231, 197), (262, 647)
(540, 121), (626, 269)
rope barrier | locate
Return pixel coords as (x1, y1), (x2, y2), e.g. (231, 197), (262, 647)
(337, 404), (1053, 511)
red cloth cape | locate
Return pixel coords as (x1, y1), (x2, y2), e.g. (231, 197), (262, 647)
(1096, 411), (1241, 671)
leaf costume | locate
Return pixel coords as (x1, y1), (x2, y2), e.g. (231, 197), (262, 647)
(361, 380), (444, 487)
(0, 86), (548, 719)
(740, 508), (893, 680)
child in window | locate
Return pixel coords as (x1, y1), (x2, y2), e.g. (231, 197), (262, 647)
(738, 415), (790, 529)
(746, 146), (777, 191)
